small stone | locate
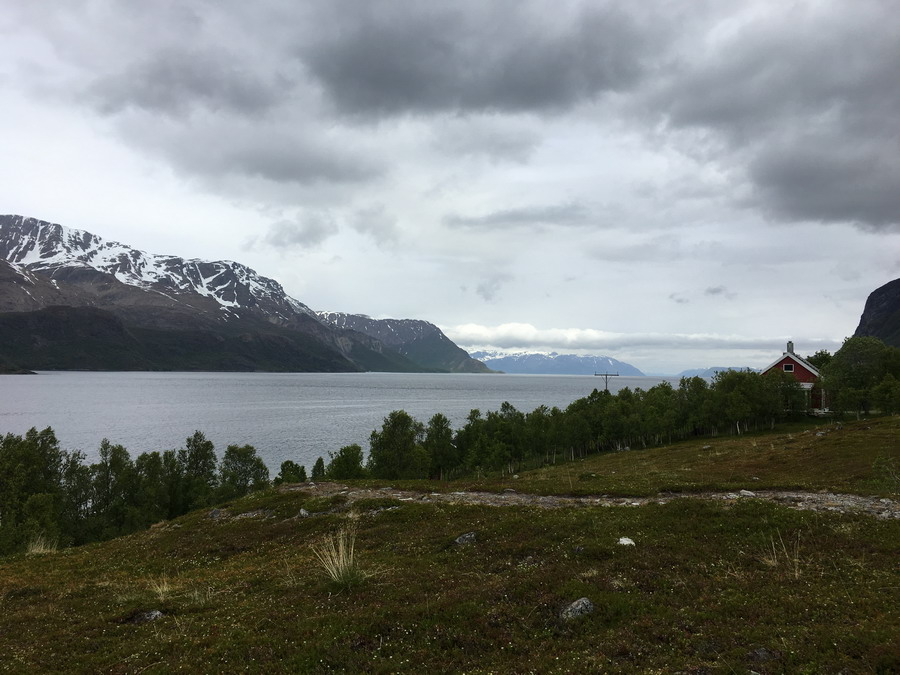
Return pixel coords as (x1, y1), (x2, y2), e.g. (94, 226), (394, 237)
(617, 537), (636, 546)
(207, 508), (223, 519)
(512, 474), (520, 479)
(702, 445), (712, 450)
(560, 597), (594, 621)
(747, 646), (780, 663)
(130, 609), (164, 624)
(503, 488), (517, 493)
(298, 508), (310, 518)
(739, 489), (756, 497)
(454, 531), (477, 545)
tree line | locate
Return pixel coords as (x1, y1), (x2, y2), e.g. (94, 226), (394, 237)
(319, 369), (807, 481)
(816, 336), (900, 418)
(0, 430), (269, 555)
(316, 337), (900, 481)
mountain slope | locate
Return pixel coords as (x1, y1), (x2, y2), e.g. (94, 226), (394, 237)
(0, 305), (374, 372)
(317, 312), (491, 373)
(0, 215), (427, 372)
(854, 277), (900, 347)
(469, 351), (644, 376)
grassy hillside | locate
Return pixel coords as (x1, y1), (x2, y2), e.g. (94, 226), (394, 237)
(459, 417), (900, 497)
(1, 419), (898, 673)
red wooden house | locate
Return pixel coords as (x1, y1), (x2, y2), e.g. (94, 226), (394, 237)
(761, 341), (825, 410)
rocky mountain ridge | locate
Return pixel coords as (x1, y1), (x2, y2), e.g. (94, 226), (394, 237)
(854, 277), (900, 347)
(318, 312), (490, 373)
(0, 215), (316, 325)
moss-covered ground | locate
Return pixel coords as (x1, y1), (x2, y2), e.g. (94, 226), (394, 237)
(1, 418), (898, 673)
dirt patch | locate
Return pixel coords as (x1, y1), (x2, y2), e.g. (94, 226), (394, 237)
(282, 482), (899, 519)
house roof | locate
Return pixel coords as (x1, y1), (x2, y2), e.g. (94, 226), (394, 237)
(761, 350), (820, 378)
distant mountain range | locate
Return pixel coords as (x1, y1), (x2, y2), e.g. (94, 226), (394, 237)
(0, 214), (486, 373)
(854, 277), (900, 347)
(469, 351), (644, 376)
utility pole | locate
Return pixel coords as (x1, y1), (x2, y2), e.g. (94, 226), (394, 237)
(594, 372), (619, 392)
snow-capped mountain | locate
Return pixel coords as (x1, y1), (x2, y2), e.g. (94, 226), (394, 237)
(469, 351), (644, 376)
(0, 215), (435, 372)
(0, 214), (316, 325)
(317, 312), (491, 373)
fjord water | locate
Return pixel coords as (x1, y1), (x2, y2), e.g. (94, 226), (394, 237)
(0, 372), (670, 471)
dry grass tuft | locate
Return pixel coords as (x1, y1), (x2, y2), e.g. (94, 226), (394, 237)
(148, 576), (174, 602)
(312, 525), (365, 589)
(25, 533), (58, 556)
(760, 530), (802, 580)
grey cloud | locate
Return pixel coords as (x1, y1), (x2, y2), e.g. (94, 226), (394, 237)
(431, 117), (541, 164)
(299, 1), (657, 117)
(445, 203), (592, 230)
(11, 0), (900, 235)
(650, 0), (900, 231)
(264, 214), (338, 248)
(88, 48), (288, 117)
(587, 234), (686, 263)
(476, 274), (512, 302)
(669, 293), (689, 305)
(349, 205), (400, 246)
(138, 122), (385, 186)
(749, 141), (900, 229)
(705, 286), (730, 297)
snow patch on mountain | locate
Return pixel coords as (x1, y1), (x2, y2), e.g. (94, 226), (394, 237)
(0, 214), (316, 317)
(316, 312), (433, 345)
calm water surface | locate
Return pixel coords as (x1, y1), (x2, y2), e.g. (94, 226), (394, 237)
(0, 372), (671, 471)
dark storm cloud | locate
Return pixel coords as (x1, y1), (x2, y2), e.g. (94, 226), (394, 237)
(8, 1), (900, 235)
(298, 1), (656, 116)
(749, 143), (900, 229)
(445, 203), (592, 230)
(650, 0), (900, 231)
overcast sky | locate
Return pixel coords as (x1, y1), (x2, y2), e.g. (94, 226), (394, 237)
(2, 1), (898, 374)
